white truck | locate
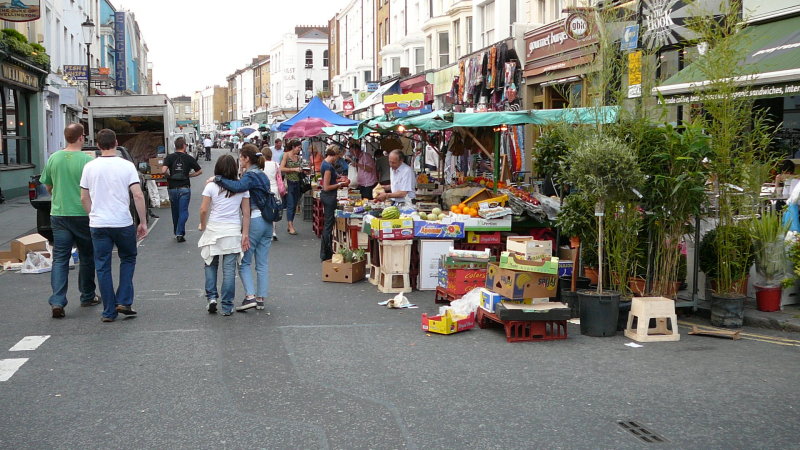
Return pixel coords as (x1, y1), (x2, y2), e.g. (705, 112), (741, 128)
(87, 94), (177, 163)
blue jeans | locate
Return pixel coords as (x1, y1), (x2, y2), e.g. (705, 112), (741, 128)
(49, 216), (96, 307)
(240, 216), (273, 298)
(90, 225), (137, 319)
(285, 180), (301, 223)
(204, 254), (237, 314)
(168, 187), (191, 236)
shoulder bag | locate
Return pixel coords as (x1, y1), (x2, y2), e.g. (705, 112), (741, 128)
(274, 161), (287, 197)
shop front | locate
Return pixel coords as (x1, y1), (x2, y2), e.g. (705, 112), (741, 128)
(0, 56), (46, 199)
(431, 38), (522, 113)
(655, 14), (800, 155)
(523, 13), (598, 111)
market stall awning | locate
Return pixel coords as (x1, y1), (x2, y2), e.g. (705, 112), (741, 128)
(352, 81), (400, 113)
(277, 96), (359, 132)
(654, 15), (800, 98)
(321, 125), (358, 135)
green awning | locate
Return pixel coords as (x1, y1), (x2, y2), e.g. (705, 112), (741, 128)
(657, 15), (800, 97)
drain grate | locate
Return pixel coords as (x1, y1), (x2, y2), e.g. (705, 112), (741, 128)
(617, 421), (668, 443)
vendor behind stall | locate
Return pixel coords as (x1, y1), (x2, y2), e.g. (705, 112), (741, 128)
(375, 149), (416, 206)
(349, 139), (378, 200)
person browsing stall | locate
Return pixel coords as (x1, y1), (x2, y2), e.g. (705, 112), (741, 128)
(349, 139), (378, 199)
(375, 149), (416, 205)
(320, 145), (349, 261)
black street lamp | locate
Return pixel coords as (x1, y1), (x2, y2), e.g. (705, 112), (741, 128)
(81, 18), (95, 96)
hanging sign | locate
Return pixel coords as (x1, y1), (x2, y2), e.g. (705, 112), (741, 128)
(565, 12), (592, 41)
(63, 65), (88, 81)
(0, 0), (40, 22)
(383, 92), (424, 113)
(114, 11), (127, 91)
(641, 0), (728, 50)
(620, 24), (640, 51)
(343, 99), (354, 113)
(628, 51), (642, 98)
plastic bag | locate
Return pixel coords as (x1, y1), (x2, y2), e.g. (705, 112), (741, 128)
(348, 163), (359, 188)
(386, 292), (410, 308)
(21, 251), (52, 274)
(439, 287), (483, 316)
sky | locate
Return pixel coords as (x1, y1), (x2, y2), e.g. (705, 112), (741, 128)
(117, 0), (344, 98)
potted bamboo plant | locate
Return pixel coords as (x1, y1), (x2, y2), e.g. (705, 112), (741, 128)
(749, 210), (788, 312)
(562, 133), (644, 336)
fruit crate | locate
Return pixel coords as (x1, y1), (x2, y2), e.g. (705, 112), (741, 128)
(378, 240), (412, 274)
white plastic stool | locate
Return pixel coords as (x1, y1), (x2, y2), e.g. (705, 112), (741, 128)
(624, 297), (680, 342)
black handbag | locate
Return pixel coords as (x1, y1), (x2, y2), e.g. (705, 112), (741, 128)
(299, 173), (312, 194)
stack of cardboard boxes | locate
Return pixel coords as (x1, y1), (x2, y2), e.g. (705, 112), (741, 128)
(0, 233), (49, 271)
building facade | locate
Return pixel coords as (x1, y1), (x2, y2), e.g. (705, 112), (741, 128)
(252, 55), (271, 124)
(269, 26), (329, 120)
(198, 85), (228, 133)
(330, 1), (375, 112)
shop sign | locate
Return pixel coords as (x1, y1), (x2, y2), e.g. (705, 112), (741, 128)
(628, 51), (642, 98)
(383, 92), (424, 113)
(659, 82), (800, 104)
(0, 0), (40, 22)
(620, 25), (639, 51)
(63, 65), (88, 81)
(525, 19), (597, 63)
(366, 82), (379, 92)
(343, 99), (354, 113)
(358, 91), (369, 103)
(641, 0), (727, 50)
(114, 11), (127, 91)
(1, 63), (39, 90)
(565, 12), (592, 41)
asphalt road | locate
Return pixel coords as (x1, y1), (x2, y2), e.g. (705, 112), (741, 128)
(1, 147), (799, 449)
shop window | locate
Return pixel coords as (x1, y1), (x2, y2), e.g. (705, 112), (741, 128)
(438, 31), (449, 67)
(305, 50), (313, 68)
(0, 87), (31, 166)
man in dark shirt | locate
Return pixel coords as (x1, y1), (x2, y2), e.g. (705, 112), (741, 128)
(161, 137), (202, 242)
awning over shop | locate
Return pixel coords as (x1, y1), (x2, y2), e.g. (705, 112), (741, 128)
(353, 106), (619, 138)
(352, 80), (400, 113)
(277, 96), (359, 132)
(655, 15), (800, 99)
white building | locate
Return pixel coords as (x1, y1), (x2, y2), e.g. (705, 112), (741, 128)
(380, 0), (427, 78)
(269, 26), (330, 118)
(239, 68), (254, 123)
(331, 0), (374, 109)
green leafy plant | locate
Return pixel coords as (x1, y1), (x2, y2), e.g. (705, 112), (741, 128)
(532, 127), (569, 183)
(783, 236), (800, 288)
(698, 225), (754, 285)
(562, 133), (644, 293)
(336, 247), (366, 263)
(749, 210), (789, 286)
(2, 28), (27, 43)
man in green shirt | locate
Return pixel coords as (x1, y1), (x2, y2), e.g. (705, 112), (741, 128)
(40, 123), (100, 318)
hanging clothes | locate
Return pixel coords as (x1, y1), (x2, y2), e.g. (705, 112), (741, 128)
(488, 46), (498, 89)
(458, 60), (466, 102)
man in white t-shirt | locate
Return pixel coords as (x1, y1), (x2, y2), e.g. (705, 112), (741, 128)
(203, 136), (213, 161)
(375, 149), (416, 205)
(80, 129), (148, 323)
(271, 138), (284, 165)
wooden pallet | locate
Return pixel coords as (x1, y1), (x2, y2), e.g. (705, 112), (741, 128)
(688, 325), (741, 340)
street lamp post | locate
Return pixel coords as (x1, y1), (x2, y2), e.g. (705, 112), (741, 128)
(81, 18), (95, 97)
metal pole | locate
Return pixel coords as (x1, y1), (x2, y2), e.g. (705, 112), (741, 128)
(86, 43), (91, 97)
(493, 131), (500, 194)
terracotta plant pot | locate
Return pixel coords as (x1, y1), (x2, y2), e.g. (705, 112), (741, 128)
(583, 267), (599, 285)
(628, 277), (646, 296)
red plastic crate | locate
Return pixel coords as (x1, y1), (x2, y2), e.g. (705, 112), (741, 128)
(434, 286), (459, 304)
(476, 308), (568, 343)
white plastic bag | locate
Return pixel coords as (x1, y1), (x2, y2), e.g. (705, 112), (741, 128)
(348, 163), (359, 188)
(438, 287), (483, 316)
(21, 251), (52, 274)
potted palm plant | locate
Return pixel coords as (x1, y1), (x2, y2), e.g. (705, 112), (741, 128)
(562, 133), (644, 336)
(749, 210), (788, 312)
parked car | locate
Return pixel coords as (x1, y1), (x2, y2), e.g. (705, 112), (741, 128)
(30, 146), (154, 242)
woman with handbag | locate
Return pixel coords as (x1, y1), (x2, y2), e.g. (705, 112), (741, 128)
(261, 146), (286, 241)
(212, 144), (274, 312)
(320, 145), (349, 261)
(280, 139), (303, 235)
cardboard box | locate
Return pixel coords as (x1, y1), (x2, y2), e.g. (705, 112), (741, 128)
(558, 245), (578, 261)
(507, 237), (552, 259)
(149, 157), (164, 174)
(0, 250), (21, 266)
(419, 239), (454, 290)
(460, 215), (512, 231)
(413, 221), (465, 239)
(421, 310), (475, 335)
(463, 188), (493, 207)
(485, 263), (558, 299)
(475, 194), (508, 209)
(479, 288), (534, 313)
(466, 231), (502, 244)
(370, 218), (414, 240)
(11, 234), (48, 262)
(499, 252), (559, 275)
(321, 259), (367, 283)
(445, 267), (488, 295)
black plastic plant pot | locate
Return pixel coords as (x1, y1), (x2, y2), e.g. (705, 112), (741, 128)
(710, 293), (745, 328)
(578, 290), (621, 337)
(557, 276), (591, 302)
(561, 290), (579, 318)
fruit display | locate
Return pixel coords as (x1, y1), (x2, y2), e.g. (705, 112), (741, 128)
(449, 203), (480, 218)
(505, 186), (540, 206)
(381, 206), (401, 219)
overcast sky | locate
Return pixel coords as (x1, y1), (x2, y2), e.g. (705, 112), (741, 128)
(117, 0), (343, 97)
